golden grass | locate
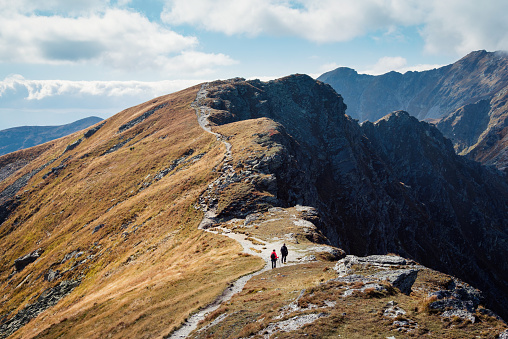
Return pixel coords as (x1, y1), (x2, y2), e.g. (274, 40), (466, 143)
(0, 85), (264, 339)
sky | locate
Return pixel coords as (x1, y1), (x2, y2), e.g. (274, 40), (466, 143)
(1, 0), (508, 129)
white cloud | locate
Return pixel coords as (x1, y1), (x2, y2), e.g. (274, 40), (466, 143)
(0, 5), (236, 76)
(0, 75), (205, 101)
(0, 74), (211, 128)
(420, 0), (508, 55)
(162, 0), (508, 54)
(0, 75), (209, 128)
(361, 56), (443, 75)
(362, 56), (408, 75)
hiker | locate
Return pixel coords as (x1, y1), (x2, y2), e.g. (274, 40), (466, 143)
(280, 243), (288, 264)
(270, 249), (278, 269)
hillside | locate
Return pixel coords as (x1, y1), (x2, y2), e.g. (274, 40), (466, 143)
(318, 50), (508, 171)
(0, 76), (507, 338)
(0, 117), (103, 156)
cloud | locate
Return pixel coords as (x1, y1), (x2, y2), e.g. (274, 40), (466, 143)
(361, 56), (443, 75)
(0, 75), (208, 128)
(162, 0), (508, 54)
(0, 75), (205, 102)
(419, 0), (508, 55)
(0, 5), (236, 76)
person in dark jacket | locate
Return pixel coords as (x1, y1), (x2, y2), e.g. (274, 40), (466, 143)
(280, 243), (288, 264)
(270, 249), (278, 269)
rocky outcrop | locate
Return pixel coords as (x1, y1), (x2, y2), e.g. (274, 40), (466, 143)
(118, 103), (167, 133)
(14, 249), (43, 271)
(198, 75), (508, 320)
(0, 280), (80, 339)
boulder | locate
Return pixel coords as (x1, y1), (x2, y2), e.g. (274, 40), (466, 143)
(14, 249), (43, 271)
(370, 269), (418, 295)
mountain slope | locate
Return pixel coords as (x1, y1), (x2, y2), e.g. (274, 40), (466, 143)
(0, 86), (263, 338)
(0, 76), (507, 338)
(0, 117), (103, 156)
(318, 50), (508, 171)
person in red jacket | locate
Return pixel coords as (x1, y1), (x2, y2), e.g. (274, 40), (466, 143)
(270, 249), (278, 269)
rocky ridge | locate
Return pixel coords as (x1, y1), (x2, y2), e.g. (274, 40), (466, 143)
(191, 75), (508, 320)
(318, 50), (508, 171)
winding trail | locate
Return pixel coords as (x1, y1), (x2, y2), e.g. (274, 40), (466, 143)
(168, 84), (305, 339)
(191, 83), (233, 230)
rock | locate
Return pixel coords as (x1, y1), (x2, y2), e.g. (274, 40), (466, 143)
(14, 249), (43, 271)
(441, 309), (476, 323)
(44, 269), (60, 282)
(83, 121), (106, 138)
(370, 269), (418, 295)
(118, 103), (167, 133)
(0, 280), (80, 338)
(63, 138), (82, 153)
(93, 224), (104, 234)
(383, 301), (407, 318)
(356, 255), (409, 267)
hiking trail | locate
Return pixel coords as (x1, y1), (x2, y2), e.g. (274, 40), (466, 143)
(167, 84), (308, 339)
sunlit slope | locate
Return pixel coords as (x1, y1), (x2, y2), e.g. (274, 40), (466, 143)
(0, 85), (262, 338)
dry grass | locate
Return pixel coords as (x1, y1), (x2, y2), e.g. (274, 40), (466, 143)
(191, 261), (508, 339)
(0, 85), (264, 339)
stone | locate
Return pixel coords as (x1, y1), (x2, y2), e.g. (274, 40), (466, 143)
(44, 269), (60, 282)
(370, 269), (418, 295)
(14, 249), (43, 271)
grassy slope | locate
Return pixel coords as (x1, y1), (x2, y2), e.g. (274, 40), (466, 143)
(0, 86), (262, 338)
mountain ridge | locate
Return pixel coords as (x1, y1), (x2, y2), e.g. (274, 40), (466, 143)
(0, 76), (507, 338)
(0, 116), (104, 157)
(318, 50), (508, 172)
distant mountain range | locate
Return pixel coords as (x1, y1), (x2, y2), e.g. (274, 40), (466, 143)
(0, 117), (103, 156)
(318, 50), (508, 172)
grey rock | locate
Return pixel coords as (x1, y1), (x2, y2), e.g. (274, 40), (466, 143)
(44, 269), (60, 282)
(356, 255), (408, 267)
(0, 280), (80, 339)
(370, 269), (418, 295)
(14, 248), (43, 271)
(84, 121), (105, 138)
(118, 103), (167, 133)
(441, 309), (476, 323)
(93, 224), (104, 234)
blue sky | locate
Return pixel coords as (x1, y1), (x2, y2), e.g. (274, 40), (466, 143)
(1, 0), (508, 129)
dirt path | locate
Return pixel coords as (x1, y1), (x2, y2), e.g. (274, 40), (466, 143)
(168, 226), (298, 338)
(168, 85), (306, 339)
(191, 83), (233, 229)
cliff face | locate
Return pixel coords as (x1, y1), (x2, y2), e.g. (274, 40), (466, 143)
(435, 88), (508, 172)
(200, 75), (508, 319)
(318, 50), (508, 171)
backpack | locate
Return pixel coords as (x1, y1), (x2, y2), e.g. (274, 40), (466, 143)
(271, 252), (276, 260)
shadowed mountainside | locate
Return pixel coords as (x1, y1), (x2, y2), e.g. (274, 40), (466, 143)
(318, 50), (508, 172)
(0, 76), (507, 338)
(0, 117), (103, 156)
(198, 75), (508, 320)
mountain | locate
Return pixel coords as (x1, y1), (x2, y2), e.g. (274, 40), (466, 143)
(0, 76), (507, 338)
(318, 50), (508, 172)
(0, 117), (103, 156)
